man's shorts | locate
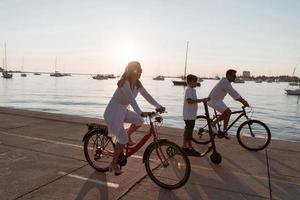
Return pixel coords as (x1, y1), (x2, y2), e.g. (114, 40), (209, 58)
(207, 99), (228, 113)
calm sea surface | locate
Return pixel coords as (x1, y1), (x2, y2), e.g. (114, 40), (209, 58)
(1, 74), (300, 142)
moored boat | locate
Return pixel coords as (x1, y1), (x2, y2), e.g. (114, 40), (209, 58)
(285, 88), (300, 95)
(172, 80), (200, 86)
(50, 71), (64, 77)
(1, 43), (13, 79)
(92, 74), (108, 80)
(153, 75), (165, 80)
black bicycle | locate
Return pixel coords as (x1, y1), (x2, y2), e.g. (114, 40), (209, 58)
(193, 106), (271, 151)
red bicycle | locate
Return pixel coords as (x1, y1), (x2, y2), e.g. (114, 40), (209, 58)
(82, 111), (191, 190)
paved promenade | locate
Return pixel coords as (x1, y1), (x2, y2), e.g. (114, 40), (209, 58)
(0, 107), (299, 200)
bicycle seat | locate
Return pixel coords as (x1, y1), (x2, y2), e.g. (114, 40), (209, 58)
(87, 123), (108, 133)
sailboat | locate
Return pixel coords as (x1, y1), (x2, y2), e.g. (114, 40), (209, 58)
(153, 64), (165, 80)
(50, 57), (63, 77)
(285, 88), (300, 95)
(172, 42), (200, 86)
(92, 74), (108, 80)
(2, 43), (13, 79)
(285, 56), (300, 95)
(20, 56), (27, 77)
(153, 75), (165, 80)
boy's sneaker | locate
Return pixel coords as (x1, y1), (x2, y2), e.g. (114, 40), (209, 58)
(211, 125), (218, 135)
(188, 147), (200, 157)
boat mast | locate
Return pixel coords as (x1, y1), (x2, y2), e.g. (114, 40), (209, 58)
(4, 42), (7, 71)
(292, 56), (300, 76)
(21, 56), (24, 71)
(55, 56), (57, 72)
(184, 41), (189, 79)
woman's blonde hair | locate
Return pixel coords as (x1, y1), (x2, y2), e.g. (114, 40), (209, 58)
(117, 61), (142, 88)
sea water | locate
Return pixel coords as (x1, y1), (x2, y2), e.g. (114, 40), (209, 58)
(1, 74), (299, 141)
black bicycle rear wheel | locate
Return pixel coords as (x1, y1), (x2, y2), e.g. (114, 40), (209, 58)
(237, 120), (271, 151)
(144, 140), (191, 190)
(83, 129), (115, 172)
(192, 115), (212, 144)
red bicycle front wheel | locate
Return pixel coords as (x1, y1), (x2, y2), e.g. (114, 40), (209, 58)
(144, 140), (191, 190)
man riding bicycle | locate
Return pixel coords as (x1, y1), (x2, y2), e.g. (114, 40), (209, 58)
(208, 69), (249, 138)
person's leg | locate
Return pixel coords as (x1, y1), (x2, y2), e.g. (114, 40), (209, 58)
(187, 139), (192, 148)
(183, 120), (191, 148)
(182, 139), (188, 148)
(124, 110), (144, 145)
(110, 126), (128, 175)
(185, 120), (199, 156)
(127, 124), (141, 145)
(209, 100), (229, 130)
(111, 143), (125, 175)
(182, 139), (185, 147)
(187, 120), (195, 147)
(222, 108), (232, 132)
(212, 110), (228, 127)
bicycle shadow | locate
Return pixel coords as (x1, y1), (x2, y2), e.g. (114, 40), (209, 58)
(154, 167), (208, 200)
(254, 148), (300, 199)
(209, 157), (268, 197)
(158, 188), (181, 200)
(75, 171), (109, 200)
(181, 155), (268, 199)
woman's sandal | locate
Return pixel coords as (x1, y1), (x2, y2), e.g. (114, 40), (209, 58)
(109, 163), (123, 176)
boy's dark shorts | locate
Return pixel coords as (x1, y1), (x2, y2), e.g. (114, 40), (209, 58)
(184, 120), (195, 140)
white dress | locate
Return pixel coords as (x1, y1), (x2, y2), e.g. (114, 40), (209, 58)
(104, 80), (161, 144)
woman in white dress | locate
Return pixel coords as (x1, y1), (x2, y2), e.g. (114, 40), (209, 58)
(104, 61), (165, 175)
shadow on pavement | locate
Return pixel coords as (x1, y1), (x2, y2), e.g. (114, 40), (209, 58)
(75, 171), (109, 200)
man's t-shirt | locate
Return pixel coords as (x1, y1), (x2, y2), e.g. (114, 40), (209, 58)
(209, 78), (241, 101)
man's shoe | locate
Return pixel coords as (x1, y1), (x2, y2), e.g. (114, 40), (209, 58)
(223, 132), (230, 140)
(188, 148), (200, 157)
(217, 132), (231, 139)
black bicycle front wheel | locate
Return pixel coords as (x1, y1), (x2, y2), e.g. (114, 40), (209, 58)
(83, 129), (115, 172)
(192, 115), (212, 144)
(237, 120), (271, 151)
(144, 140), (191, 190)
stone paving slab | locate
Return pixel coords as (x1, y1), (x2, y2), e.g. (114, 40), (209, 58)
(17, 162), (148, 200)
(0, 148), (86, 200)
(0, 107), (299, 200)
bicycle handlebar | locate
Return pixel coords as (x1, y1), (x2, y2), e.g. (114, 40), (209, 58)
(142, 109), (166, 118)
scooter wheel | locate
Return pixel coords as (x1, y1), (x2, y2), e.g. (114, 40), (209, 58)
(210, 152), (222, 165)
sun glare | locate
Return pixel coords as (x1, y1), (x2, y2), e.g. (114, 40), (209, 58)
(115, 42), (141, 66)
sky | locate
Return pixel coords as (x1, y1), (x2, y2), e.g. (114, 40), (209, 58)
(0, 0), (299, 77)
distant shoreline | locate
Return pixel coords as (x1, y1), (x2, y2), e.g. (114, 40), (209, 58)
(1, 69), (299, 82)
